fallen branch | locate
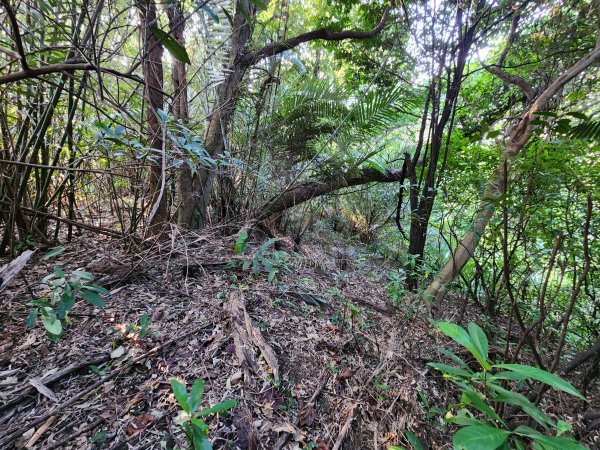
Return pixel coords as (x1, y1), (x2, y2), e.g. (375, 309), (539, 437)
(332, 403), (358, 450)
(0, 249), (35, 293)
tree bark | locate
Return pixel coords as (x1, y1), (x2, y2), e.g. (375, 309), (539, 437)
(166, 0), (194, 228)
(137, 0), (168, 232)
(423, 43), (600, 305)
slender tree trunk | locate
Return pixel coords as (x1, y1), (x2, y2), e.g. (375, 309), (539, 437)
(138, 0), (168, 232)
(406, 3), (481, 288)
(191, 0), (255, 228)
(166, 0), (193, 228)
(423, 44), (600, 305)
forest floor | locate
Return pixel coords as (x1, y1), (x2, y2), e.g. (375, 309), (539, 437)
(0, 226), (597, 450)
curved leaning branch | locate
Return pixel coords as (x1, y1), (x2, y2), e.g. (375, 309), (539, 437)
(254, 166), (404, 222)
(423, 43), (600, 306)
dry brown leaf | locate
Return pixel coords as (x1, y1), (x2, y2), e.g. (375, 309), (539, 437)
(126, 413), (154, 436)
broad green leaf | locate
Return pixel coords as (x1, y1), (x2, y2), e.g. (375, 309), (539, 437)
(91, 430), (108, 442)
(490, 371), (528, 382)
(53, 266), (65, 277)
(26, 309), (38, 328)
(190, 419), (211, 450)
(150, 27), (191, 64)
(42, 315), (62, 336)
(84, 284), (110, 295)
(170, 379), (190, 413)
(444, 408), (481, 426)
(468, 323), (489, 363)
(57, 291), (76, 319)
(493, 364), (585, 400)
(198, 399), (236, 416)
(189, 378), (205, 414)
(453, 425), (510, 450)
(436, 322), (491, 370)
(80, 289), (106, 308)
(43, 247), (65, 260)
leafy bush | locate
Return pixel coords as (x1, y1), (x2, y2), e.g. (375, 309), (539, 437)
(429, 321), (587, 450)
(171, 378), (236, 450)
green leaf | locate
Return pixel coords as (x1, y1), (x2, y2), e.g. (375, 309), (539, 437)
(437, 347), (472, 370)
(190, 419), (212, 450)
(493, 364), (585, 400)
(80, 289), (106, 308)
(427, 362), (473, 378)
(468, 323), (489, 363)
(405, 431), (423, 450)
(565, 112), (589, 121)
(150, 27), (191, 64)
(249, 0), (268, 10)
(234, 231), (249, 254)
(53, 266), (65, 277)
(57, 290), (76, 319)
(200, 2), (219, 22)
(170, 379), (190, 413)
(91, 430), (108, 442)
(198, 399), (236, 416)
(490, 371), (528, 382)
(492, 385), (554, 429)
(43, 247), (65, 260)
(42, 315), (62, 336)
(83, 284), (110, 295)
(444, 408), (481, 426)
(453, 425), (510, 450)
(556, 420), (572, 437)
(73, 270), (94, 281)
(26, 308), (38, 328)
(189, 378), (205, 414)
(459, 384), (504, 423)
(513, 426), (587, 450)
(436, 322), (491, 370)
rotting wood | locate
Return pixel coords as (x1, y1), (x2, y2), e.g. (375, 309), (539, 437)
(226, 290), (280, 384)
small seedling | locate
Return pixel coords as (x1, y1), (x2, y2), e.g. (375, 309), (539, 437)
(171, 378), (236, 450)
(126, 313), (156, 338)
(27, 248), (108, 341)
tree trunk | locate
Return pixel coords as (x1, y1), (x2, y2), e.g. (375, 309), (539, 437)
(166, 0), (193, 228)
(423, 43), (600, 306)
(138, 0), (167, 232)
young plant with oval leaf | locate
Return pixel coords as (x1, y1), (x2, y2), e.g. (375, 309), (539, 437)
(26, 248), (109, 341)
(429, 322), (588, 450)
